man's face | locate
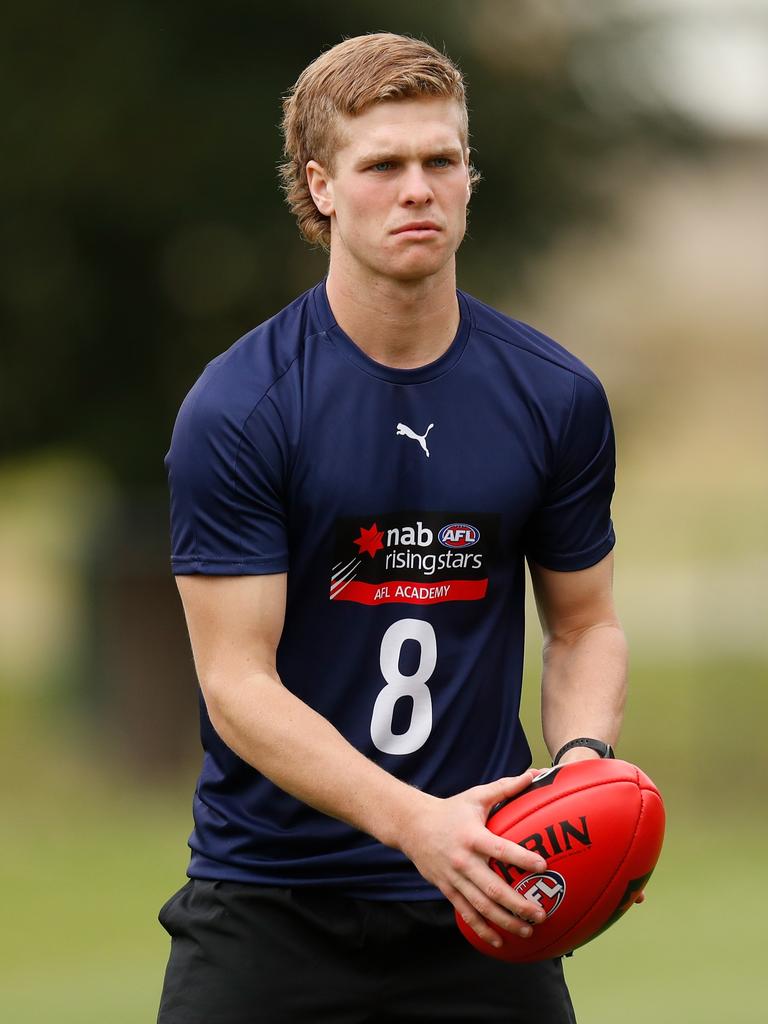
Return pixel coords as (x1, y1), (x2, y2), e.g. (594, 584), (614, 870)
(308, 97), (472, 282)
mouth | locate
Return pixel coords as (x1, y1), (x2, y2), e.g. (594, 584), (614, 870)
(392, 222), (442, 237)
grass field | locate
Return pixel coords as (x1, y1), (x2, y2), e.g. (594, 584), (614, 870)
(567, 806), (767, 1024)
(2, 690), (765, 1024)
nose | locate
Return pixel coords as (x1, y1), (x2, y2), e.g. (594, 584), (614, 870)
(399, 164), (434, 207)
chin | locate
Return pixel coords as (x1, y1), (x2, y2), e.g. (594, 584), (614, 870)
(388, 264), (445, 283)
(378, 246), (455, 282)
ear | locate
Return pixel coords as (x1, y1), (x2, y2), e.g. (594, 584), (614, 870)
(306, 160), (334, 217)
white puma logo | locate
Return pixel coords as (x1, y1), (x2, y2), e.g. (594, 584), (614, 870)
(396, 422), (434, 458)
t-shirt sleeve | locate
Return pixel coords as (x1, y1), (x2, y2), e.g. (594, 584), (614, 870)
(165, 374), (290, 575)
(524, 373), (616, 572)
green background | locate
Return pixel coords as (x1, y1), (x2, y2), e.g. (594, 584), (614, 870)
(1, 1), (766, 1020)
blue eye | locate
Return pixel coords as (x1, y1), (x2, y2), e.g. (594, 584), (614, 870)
(371, 162), (393, 172)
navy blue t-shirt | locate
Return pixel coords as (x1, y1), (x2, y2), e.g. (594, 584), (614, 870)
(165, 280), (616, 898)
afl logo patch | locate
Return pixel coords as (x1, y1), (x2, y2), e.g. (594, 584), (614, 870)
(438, 523), (480, 549)
(515, 871), (566, 919)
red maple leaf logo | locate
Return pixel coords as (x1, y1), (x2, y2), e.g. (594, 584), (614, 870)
(354, 522), (384, 559)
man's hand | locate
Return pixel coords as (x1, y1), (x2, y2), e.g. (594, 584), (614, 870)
(398, 772), (549, 949)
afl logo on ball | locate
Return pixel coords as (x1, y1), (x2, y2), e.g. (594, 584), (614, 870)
(438, 523), (480, 548)
(515, 871), (566, 919)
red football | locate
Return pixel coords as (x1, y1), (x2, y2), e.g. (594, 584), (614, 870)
(455, 759), (665, 963)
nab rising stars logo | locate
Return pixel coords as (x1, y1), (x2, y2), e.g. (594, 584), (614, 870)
(329, 512), (498, 606)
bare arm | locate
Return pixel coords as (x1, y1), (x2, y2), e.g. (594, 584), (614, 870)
(178, 572), (418, 839)
(528, 551), (628, 766)
(176, 572), (549, 947)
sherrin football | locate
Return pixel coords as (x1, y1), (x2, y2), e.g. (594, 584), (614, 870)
(456, 758), (665, 963)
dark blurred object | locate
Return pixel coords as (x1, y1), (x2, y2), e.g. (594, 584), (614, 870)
(0, 0), (710, 486)
(0, 1), (716, 773)
(84, 493), (200, 773)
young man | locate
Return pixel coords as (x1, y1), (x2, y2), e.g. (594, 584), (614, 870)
(158, 32), (627, 1024)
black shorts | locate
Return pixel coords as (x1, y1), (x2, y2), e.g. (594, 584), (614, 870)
(157, 879), (576, 1023)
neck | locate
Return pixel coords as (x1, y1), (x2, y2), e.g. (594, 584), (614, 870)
(324, 255), (460, 370)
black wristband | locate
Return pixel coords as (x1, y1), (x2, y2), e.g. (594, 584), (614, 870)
(552, 737), (615, 766)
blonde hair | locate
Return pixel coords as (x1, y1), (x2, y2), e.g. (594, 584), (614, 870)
(279, 32), (481, 250)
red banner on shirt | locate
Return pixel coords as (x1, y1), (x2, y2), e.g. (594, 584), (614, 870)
(330, 578), (488, 605)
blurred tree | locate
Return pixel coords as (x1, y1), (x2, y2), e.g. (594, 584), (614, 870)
(0, 0), (709, 486)
(0, 0), (716, 770)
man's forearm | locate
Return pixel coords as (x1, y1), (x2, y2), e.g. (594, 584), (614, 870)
(206, 670), (554, 949)
(178, 576), (551, 949)
(540, 622), (628, 761)
(205, 670), (427, 851)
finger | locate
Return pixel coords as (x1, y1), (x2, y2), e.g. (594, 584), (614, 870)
(450, 888), (506, 949)
(476, 771), (537, 809)
(634, 891), (646, 904)
(478, 832), (547, 876)
(453, 874), (540, 937)
(462, 858), (547, 926)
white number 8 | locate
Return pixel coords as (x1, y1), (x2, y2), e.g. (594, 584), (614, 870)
(370, 619), (436, 755)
